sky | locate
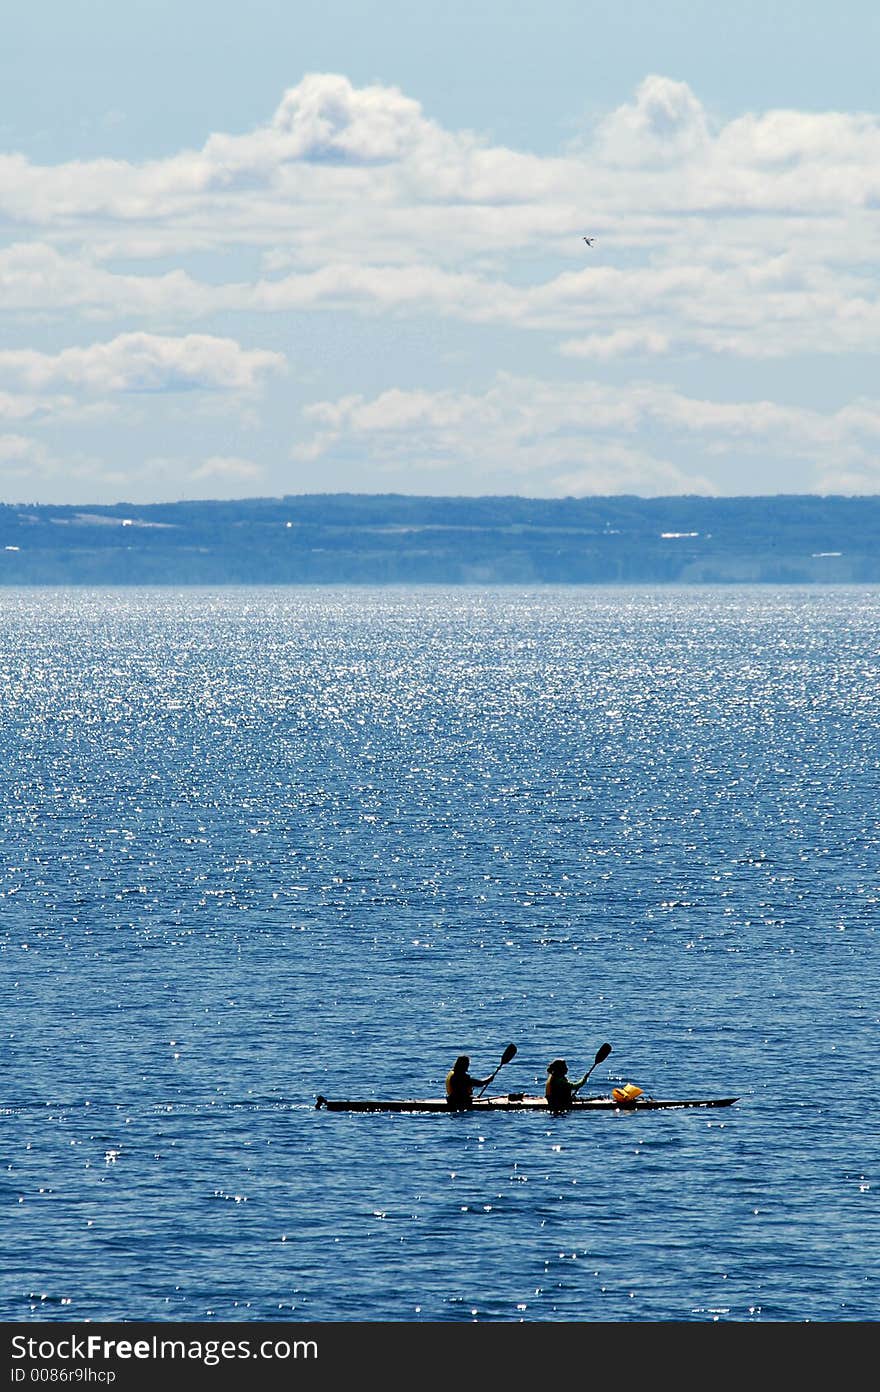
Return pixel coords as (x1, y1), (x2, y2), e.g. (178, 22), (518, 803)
(2, 0), (880, 504)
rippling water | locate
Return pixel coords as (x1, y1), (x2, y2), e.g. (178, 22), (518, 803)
(1, 585), (877, 1322)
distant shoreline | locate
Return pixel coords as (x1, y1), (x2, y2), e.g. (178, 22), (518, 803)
(2, 493), (879, 585)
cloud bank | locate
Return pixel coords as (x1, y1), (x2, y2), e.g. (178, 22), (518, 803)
(2, 72), (878, 501)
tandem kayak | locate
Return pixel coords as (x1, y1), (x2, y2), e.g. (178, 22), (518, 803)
(314, 1094), (738, 1113)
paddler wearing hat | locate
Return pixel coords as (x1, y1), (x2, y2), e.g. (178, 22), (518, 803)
(544, 1057), (591, 1112)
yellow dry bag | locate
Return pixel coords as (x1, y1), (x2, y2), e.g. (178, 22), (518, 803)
(612, 1083), (643, 1105)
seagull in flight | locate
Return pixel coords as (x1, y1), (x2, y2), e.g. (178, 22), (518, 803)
(583, 236), (595, 246)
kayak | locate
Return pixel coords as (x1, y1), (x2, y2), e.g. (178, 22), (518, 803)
(315, 1093), (738, 1113)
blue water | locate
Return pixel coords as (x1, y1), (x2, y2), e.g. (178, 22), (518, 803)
(1, 585), (877, 1323)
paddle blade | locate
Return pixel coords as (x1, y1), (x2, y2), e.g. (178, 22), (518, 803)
(476, 1043), (518, 1096)
(595, 1041), (612, 1064)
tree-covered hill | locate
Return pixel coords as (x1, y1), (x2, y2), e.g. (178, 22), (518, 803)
(0, 493), (877, 584)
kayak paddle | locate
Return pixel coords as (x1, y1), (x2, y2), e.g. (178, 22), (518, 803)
(572, 1041), (612, 1096)
(476, 1042), (518, 1096)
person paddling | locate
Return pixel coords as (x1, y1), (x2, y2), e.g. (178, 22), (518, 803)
(445, 1055), (492, 1110)
(544, 1057), (592, 1112)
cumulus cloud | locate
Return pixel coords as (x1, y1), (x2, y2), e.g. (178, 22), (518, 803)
(594, 75), (711, 165)
(559, 329), (673, 359)
(1, 73), (878, 364)
(0, 242), (231, 319)
(0, 391), (56, 423)
(209, 72), (440, 168)
(551, 444), (715, 498)
(0, 446), (269, 504)
(0, 72), (549, 231)
(4, 240), (875, 365)
(191, 454), (264, 482)
(0, 333), (285, 394)
(106, 453), (268, 500)
(0, 434), (47, 470)
(3, 71), (880, 502)
(297, 374), (880, 496)
(3, 70), (878, 244)
(0, 435), (109, 500)
(812, 462), (880, 494)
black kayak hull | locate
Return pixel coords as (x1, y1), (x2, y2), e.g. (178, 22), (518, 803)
(315, 1094), (738, 1113)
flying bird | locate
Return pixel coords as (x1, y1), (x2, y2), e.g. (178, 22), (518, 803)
(583, 237), (595, 245)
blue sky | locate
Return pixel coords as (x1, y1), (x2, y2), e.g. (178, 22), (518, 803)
(2, 1), (879, 503)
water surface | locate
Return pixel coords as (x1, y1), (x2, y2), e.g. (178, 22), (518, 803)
(1, 585), (877, 1321)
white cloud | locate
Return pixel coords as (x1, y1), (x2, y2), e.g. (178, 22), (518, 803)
(0, 434), (47, 469)
(191, 454), (264, 482)
(0, 446), (269, 505)
(3, 69), (874, 237)
(551, 444), (715, 498)
(125, 453), (265, 501)
(560, 329), (673, 359)
(812, 463), (880, 494)
(0, 436), (118, 501)
(1, 73), (878, 365)
(0, 242), (232, 319)
(3, 238), (875, 364)
(212, 72), (440, 167)
(297, 374), (880, 495)
(0, 391), (57, 423)
(0, 333), (286, 394)
(3, 71), (880, 502)
(594, 75), (711, 165)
